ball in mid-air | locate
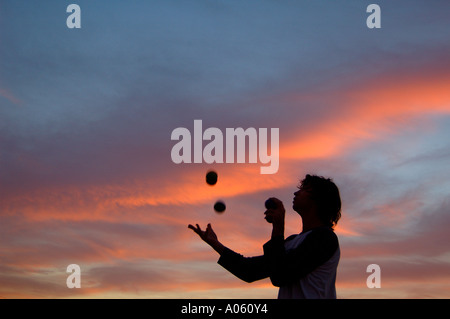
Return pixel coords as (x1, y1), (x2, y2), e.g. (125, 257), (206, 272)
(214, 201), (226, 213)
(206, 170), (218, 186)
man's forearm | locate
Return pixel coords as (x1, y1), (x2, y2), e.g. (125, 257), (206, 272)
(271, 223), (285, 239)
(210, 239), (226, 255)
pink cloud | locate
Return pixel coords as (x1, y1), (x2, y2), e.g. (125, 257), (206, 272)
(0, 87), (21, 105)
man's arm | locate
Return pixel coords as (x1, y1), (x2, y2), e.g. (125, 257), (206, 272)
(188, 223), (270, 283)
(263, 227), (339, 287)
(217, 248), (270, 283)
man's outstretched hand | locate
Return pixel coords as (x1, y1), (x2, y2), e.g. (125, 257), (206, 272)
(188, 223), (225, 255)
(188, 223), (218, 245)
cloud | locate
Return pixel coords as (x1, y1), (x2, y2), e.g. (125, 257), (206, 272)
(0, 88), (21, 106)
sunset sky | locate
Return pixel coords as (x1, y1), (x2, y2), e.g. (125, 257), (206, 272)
(1, 0), (450, 298)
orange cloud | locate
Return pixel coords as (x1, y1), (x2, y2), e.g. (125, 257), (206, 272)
(281, 69), (450, 160)
(3, 66), (448, 244)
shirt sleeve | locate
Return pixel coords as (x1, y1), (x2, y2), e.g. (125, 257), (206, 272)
(217, 247), (270, 283)
(263, 227), (339, 287)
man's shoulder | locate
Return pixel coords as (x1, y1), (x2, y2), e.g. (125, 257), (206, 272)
(311, 226), (337, 236)
(287, 226), (337, 239)
(286, 227), (338, 247)
(285, 234), (298, 242)
(305, 227), (339, 253)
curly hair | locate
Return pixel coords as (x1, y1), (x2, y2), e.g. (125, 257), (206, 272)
(298, 174), (342, 228)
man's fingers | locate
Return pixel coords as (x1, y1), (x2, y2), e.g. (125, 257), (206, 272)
(195, 224), (202, 233)
(188, 224), (203, 235)
(188, 224), (199, 231)
(188, 223), (214, 233)
(264, 210), (274, 223)
(264, 209), (273, 216)
(207, 223), (216, 235)
(188, 224), (197, 232)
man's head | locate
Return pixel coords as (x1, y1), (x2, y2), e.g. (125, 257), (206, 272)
(292, 174), (341, 228)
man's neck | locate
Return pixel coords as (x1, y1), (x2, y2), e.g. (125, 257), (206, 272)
(301, 218), (325, 233)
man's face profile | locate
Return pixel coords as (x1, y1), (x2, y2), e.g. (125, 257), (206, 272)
(292, 184), (314, 214)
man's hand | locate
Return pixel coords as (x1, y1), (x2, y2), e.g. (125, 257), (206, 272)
(263, 197), (285, 238)
(188, 223), (218, 244)
(188, 223), (225, 255)
(264, 197), (285, 225)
